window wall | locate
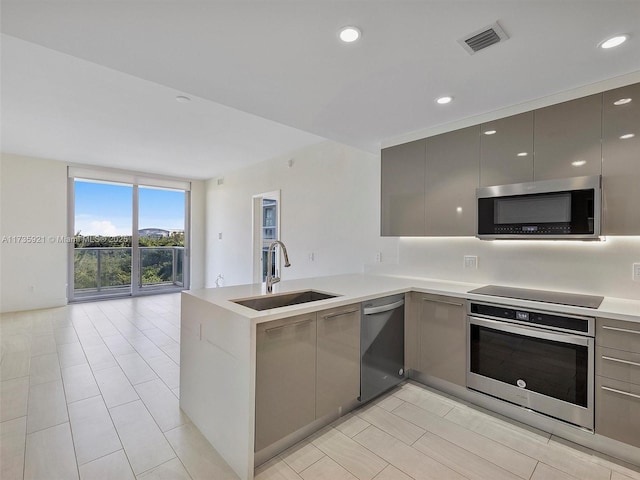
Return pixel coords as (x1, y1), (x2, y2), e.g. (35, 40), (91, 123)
(69, 168), (190, 301)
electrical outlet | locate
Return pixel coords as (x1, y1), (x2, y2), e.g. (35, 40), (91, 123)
(375, 252), (382, 263)
(464, 255), (478, 269)
(633, 263), (640, 281)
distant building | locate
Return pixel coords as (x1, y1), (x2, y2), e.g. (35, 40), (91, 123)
(138, 228), (170, 238)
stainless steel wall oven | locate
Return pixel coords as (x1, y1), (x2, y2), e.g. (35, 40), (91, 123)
(467, 302), (595, 430)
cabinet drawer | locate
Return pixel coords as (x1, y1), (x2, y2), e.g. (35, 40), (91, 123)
(596, 318), (640, 352)
(595, 376), (640, 448)
(596, 346), (640, 386)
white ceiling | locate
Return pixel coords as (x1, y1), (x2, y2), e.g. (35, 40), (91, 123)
(2, 1), (639, 180)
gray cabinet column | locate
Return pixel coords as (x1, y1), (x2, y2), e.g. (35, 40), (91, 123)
(602, 83), (640, 234)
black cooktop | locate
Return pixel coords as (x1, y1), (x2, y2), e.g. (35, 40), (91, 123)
(468, 285), (604, 309)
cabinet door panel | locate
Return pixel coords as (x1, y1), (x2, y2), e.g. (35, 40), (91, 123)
(255, 314), (316, 451)
(425, 126), (480, 235)
(533, 94), (602, 180)
(480, 112), (534, 186)
(316, 305), (361, 418)
(381, 140), (426, 236)
(602, 83), (640, 234)
(418, 295), (466, 386)
(595, 376), (640, 448)
(404, 292), (421, 371)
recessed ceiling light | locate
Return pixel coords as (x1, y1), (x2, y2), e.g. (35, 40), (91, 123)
(483, 130), (497, 135)
(572, 160), (587, 167)
(599, 34), (629, 49)
(176, 95), (191, 103)
(339, 26), (361, 43)
(435, 96), (453, 105)
(517, 152), (528, 157)
(620, 133), (635, 139)
(613, 98), (632, 105)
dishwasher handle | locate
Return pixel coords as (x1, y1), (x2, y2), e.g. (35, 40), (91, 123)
(363, 299), (405, 316)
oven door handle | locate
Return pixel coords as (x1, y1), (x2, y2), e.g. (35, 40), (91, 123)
(468, 316), (592, 347)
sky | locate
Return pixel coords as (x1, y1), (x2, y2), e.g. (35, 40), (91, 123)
(74, 180), (185, 236)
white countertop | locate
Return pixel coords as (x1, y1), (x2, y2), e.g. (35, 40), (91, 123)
(184, 273), (640, 324)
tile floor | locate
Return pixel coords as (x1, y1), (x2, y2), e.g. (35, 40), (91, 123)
(1, 293), (639, 480)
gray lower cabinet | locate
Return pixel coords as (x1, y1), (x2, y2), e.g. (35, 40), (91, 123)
(595, 376), (640, 448)
(417, 294), (466, 386)
(594, 317), (640, 448)
(316, 305), (361, 418)
(380, 139), (426, 236)
(255, 313), (316, 451)
(480, 111), (534, 187)
(602, 82), (640, 234)
(255, 304), (361, 451)
(533, 93), (603, 181)
(425, 127), (480, 236)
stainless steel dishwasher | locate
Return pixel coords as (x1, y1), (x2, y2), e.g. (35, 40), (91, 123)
(360, 294), (406, 403)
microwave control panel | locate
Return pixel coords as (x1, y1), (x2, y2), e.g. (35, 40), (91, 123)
(492, 223), (572, 234)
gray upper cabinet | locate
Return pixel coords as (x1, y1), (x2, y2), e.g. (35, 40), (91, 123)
(533, 94), (603, 181)
(381, 139), (426, 236)
(425, 126), (480, 236)
(480, 112), (534, 187)
(381, 82), (639, 237)
(602, 83), (640, 235)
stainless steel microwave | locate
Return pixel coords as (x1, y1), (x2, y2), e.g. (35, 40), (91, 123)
(476, 175), (602, 240)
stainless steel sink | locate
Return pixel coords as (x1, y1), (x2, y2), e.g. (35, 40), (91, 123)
(231, 290), (339, 311)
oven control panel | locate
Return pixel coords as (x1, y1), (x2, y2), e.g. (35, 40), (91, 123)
(469, 302), (594, 335)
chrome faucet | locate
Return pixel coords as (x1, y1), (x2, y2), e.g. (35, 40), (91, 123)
(266, 240), (291, 293)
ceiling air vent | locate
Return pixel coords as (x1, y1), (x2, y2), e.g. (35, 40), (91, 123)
(459, 22), (509, 55)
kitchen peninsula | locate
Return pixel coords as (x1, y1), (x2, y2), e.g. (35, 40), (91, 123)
(180, 273), (640, 480)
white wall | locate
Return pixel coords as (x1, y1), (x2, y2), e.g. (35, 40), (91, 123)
(189, 179), (206, 290)
(1, 153), (68, 311)
(204, 140), (398, 287)
(367, 236), (640, 301)
(0, 153), (207, 312)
